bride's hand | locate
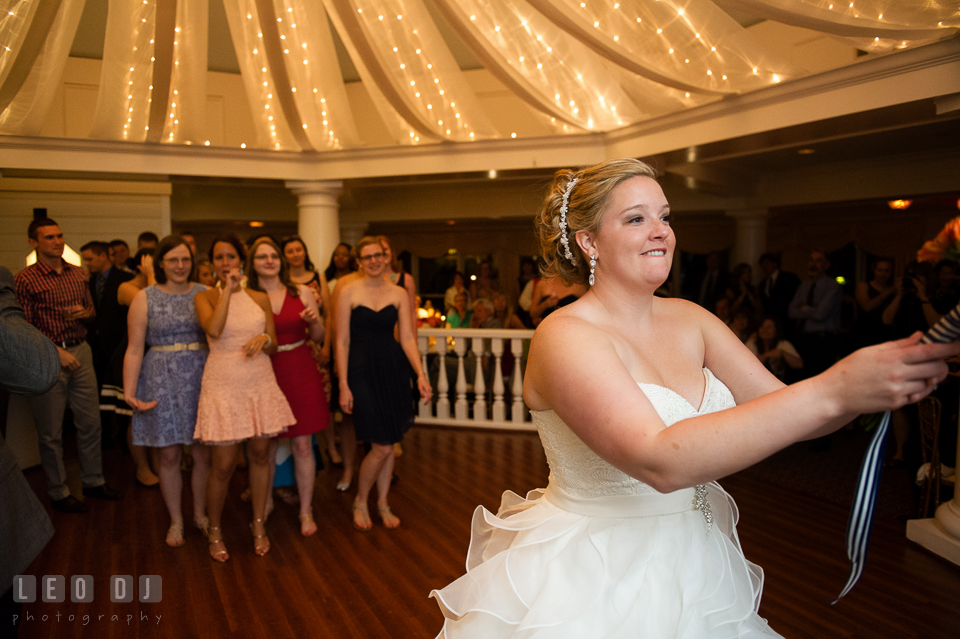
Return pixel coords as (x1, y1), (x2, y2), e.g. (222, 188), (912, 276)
(823, 332), (960, 415)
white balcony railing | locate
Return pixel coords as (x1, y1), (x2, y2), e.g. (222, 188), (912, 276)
(416, 327), (536, 431)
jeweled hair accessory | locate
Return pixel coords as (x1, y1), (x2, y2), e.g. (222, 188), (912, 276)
(559, 177), (579, 265)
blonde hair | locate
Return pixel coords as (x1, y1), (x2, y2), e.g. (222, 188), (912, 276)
(536, 158), (658, 285)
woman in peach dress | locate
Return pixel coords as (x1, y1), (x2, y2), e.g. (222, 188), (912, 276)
(194, 235), (295, 561)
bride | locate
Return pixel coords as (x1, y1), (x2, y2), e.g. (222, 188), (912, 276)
(430, 159), (958, 638)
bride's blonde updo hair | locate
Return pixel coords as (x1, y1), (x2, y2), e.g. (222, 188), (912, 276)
(536, 158), (658, 285)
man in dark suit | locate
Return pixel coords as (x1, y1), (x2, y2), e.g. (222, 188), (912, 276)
(80, 241), (133, 386)
(758, 253), (800, 329)
(697, 251), (730, 310)
(0, 265), (58, 637)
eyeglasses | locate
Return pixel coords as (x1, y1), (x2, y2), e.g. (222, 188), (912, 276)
(163, 257), (192, 265)
(359, 252), (384, 262)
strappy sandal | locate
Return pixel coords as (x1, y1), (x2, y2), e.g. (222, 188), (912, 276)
(194, 516), (210, 537)
(250, 518), (270, 556)
(165, 522), (185, 548)
(299, 511), (318, 537)
(207, 526), (229, 563)
(352, 502), (372, 532)
(378, 505), (401, 530)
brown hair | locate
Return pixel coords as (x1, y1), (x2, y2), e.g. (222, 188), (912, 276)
(354, 236), (383, 261)
(153, 234), (195, 285)
(377, 235), (402, 272)
(536, 158), (658, 285)
(245, 237), (299, 297)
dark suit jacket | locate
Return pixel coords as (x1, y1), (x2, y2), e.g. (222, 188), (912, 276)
(759, 270), (800, 322)
(88, 266), (133, 375)
(0, 265), (57, 589)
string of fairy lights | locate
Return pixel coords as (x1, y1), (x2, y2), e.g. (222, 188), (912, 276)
(22, 0), (948, 150)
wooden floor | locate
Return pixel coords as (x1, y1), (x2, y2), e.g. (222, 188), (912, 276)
(17, 425), (960, 638)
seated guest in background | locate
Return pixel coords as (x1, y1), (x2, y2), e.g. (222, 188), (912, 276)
(713, 297), (731, 324)
(727, 311), (752, 343)
(123, 235), (211, 548)
(470, 298), (498, 330)
(15, 218), (122, 513)
(446, 292), (472, 328)
(746, 317), (803, 383)
(444, 272), (470, 314)
(757, 252), (800, 328)
(108, 239), (132, 272)
(853, 257), (896, 348)
(137, 231), (159, 251)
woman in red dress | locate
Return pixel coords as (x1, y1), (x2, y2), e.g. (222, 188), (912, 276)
(247, 238), (329, 536)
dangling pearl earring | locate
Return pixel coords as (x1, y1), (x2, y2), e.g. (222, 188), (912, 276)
(589, 255), (597, 286)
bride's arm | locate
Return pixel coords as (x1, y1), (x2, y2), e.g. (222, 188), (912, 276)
(523, 311), (957, 494)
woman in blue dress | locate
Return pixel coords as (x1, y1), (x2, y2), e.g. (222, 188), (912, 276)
(123, 235), (210, 548)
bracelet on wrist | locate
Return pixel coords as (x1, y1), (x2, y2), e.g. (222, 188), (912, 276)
(262, 333), (272, 347)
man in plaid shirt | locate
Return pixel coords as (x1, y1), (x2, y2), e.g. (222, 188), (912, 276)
(15, 218), (122, 513)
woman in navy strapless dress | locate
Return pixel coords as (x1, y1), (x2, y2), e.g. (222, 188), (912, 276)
(335, 237), (431, 532)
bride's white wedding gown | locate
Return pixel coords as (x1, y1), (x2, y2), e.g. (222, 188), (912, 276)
(430, 368), (783, 638)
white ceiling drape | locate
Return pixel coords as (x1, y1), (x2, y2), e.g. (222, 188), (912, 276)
(0, 0), (956, 147)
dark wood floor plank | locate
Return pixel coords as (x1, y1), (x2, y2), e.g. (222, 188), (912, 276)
(16, 425), (960, 638)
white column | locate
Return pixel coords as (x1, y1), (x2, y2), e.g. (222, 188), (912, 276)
(726, 209), (768, 283)
(285, 180), (342, 270)
(339, 220), (369, 249)
(908, 415), (960, 565)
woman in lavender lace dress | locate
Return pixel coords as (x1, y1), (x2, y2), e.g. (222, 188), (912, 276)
(430, 159), (958, 638)
(124, 235), (210, 549)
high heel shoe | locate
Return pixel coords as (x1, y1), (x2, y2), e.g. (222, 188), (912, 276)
(250, 518), (270, 556)
(207, 526), (229, 563)
(299, 511), (317, 537)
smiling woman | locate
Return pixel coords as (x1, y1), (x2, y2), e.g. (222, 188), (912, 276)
(430, 159), (960, 638)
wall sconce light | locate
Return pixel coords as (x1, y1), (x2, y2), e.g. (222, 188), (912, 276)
(887, 199), (912, 210)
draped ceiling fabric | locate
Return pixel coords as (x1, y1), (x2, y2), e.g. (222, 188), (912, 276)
(0, 0), (956, 145)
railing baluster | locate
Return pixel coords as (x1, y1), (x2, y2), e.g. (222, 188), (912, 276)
(436, 336), (450, 419)
(454, 335), (468, 421)
(473, 336), (487, 422)
(511, 337), (525, 424)
(491, 337), (505, 422)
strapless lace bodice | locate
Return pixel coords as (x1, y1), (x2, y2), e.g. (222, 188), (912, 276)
(533, 368), (736, 499)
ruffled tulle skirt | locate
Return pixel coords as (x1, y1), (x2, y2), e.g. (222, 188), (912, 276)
(430, 482), (782, 638)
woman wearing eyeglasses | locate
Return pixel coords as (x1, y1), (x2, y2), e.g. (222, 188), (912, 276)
(123, 234), (211, 548)
(335, 236), (432, 531)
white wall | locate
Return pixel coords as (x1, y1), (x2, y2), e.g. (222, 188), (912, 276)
(0, 178), (171, 274)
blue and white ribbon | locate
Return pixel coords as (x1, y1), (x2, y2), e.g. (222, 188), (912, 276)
(835, 304), (960, 602)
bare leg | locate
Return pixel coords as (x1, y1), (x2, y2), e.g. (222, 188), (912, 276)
(265, 438), (280, 520)
(149, 446), (161, 476)
(206, 443), (239, 562)
(375, 447), (400, 528)
(158, 445), (184, 546)
(322, 426), (341, 464)
(128, 427), (158, 486)
(292, 435), (317, 535)
(247, 436), (272, 556)
(190, 443), (211, 532)
(353, 443), (391, 530)
(338, 418), (357, 490)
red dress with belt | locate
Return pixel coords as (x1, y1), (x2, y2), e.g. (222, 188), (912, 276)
(272, 292), (330, 438)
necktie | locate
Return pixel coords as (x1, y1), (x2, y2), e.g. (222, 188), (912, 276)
(96, 274), (105, 304)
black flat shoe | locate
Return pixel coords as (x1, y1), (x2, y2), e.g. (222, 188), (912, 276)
(82, 484), (123, 500)
(51, 495), (89, 513)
